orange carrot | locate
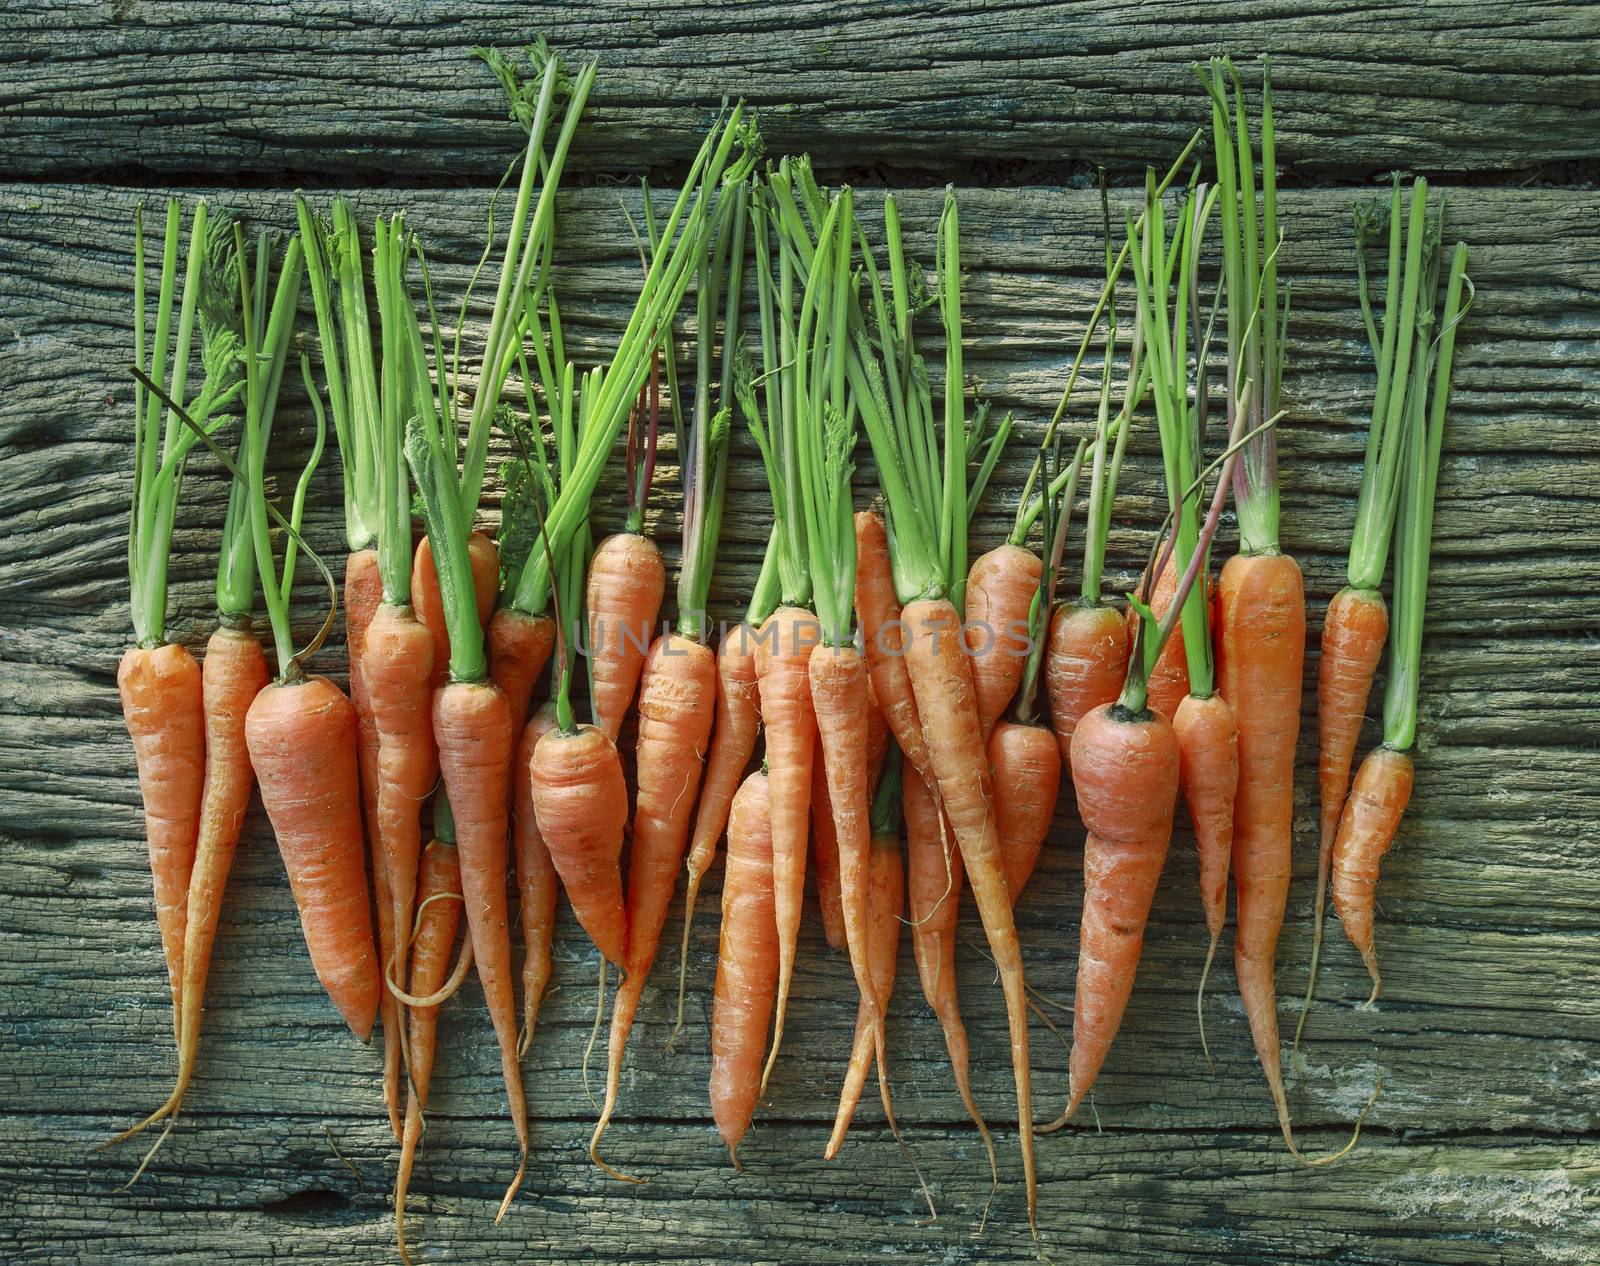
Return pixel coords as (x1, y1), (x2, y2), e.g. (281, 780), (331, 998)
(246, 675), (380, 1038)
(591, 633), (716, 1173)
(412, 530), (499, 692)
(710, 770), (777, 1164)
(585, 530), (665, 742)
(902, 596), (1036, 1224)
(1172, 691), (1239, 981)
(343, 548), (399, 1136)
(903, 763), (998, 1193)
(530, 723), (629, 967)
(488, 606), (557, 728)
(809, 641), (886, 1118)
(362, 602), (436, 1016)
(512, 701), (561, 1054)
(1045, 602), (1129, 764)
(169, 624), (267, 1101)
(754, 604), (820, 1092)
(395, 837), (465, 1266)
(1329, 236), (1470, 1009)
(1064, 701), (1180, 1117)
(432, 678), (526, 1206)
(964, 542), (1041, 739)
(990, 718), (1061, 902)
(111, 622), (269, 1150)
(1331, 746), (1413, 1001)
(675, 620), (763, 1028)
(118, 643), (206, 1037)
(1214, 550), (1305, 1149)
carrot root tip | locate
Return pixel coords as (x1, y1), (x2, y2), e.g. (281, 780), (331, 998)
(1197, 931), (1220, 1074)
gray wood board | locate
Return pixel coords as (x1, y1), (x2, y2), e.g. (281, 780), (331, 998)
(2, 181), (1598, 1264)
(4, 1), (1599, 181)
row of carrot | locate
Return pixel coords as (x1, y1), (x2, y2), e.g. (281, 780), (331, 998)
(107, 44), (1473, 1256)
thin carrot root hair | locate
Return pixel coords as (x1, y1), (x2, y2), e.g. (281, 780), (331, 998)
(582, 959), (608, 1112)
(1197, 929), (1221, 1073)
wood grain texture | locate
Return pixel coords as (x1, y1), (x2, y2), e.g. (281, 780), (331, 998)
(3, 1), (1599, 181)
(2, 177), (1598, 1264)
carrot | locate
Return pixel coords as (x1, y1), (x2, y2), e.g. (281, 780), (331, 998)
(395, 834), (465, 1266)
(249, 674), (380, 1037)
(168, 623), (268, 1092)
(709, 770), (777, 1164)
(1172, 691), (1238, 1009)
(590, 633), (716, 1175)
(825, 749), (906, 1159)
(1193, 56), (1315, 1152)
(902, 760), (998, 1204)
(1058, 165), (1242, 1122)
(1065, 700), (1180, 1117)
(345, 550), (402, 1132)
(1299, 176), (1439, 1045)
(512, 699), (561, 1054)
(674, 610), (767, 1034)
(1332, 239), (1471, 1004)
(118, 198), (234, 1046)
(964, 542), (1040, 739)
(851, 191), (1038, 1224)
(531, 723), (629, 967)
(297, 190), (404, 1135)
(405, 294), (529, 1216)
(753, 603), (820, 1089)
(118, 645), (206, 1039)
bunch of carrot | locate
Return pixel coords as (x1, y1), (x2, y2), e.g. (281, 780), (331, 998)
(105, 40), (1477, 1252)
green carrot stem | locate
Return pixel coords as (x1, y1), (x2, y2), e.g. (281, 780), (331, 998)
(1347, 178), (1434, 592)
(1382, 243), (1470, 752)
(512, 107), (752, 616)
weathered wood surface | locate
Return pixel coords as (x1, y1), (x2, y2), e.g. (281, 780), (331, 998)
(4, 1), (1600, 181)
(2, 171), (1598, 1265)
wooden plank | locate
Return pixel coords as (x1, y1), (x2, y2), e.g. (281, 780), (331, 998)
(2, 179), (1597, 1261)
(9, 1114), (1600, 1265)
(4, 1), (1599, 181)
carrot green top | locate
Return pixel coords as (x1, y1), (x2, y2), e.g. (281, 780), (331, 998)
(454, 44), (596, 527)
(1383, 242), (1471, 753)
(296, 196), (382, 563)
(676, 179), (749, 642)
(1346, 177), (1442, 594)
(1201, 55), (1283, 558)
(226, 225), (329, 679)
(853, 190), (987, 615)
(739, 162), (813, 614)
(509, 106), (759, 619)
(1130, 173), (1222, 699)
(216, 226), (311, 628)
(127, 199), (245, 648)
